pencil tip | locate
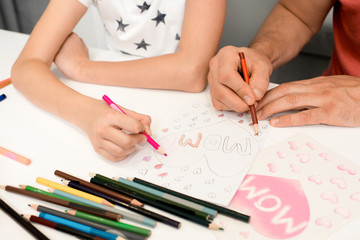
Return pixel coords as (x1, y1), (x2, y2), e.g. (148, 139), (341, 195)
(220, 227), (224, 231)
(157, 147), (167, 156)
(61, 179), (69, 185)
(89, 172), (95, 178)
(0, 185), (6, 190)
(253, 124), (259, 136)
(19, 185), (26, 189)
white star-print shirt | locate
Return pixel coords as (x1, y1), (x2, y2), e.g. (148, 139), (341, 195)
(77, 0), (185, 58)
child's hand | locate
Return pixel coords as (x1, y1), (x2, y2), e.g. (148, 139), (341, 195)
(82, 100), (152, 161)
(54, 32), (89, 81)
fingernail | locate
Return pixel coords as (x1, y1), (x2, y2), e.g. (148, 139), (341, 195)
(253, 88), (262, 99)
(270, 118), (279, 126)
(243, 95), (253, 105)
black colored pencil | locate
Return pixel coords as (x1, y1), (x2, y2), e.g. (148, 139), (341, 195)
(68, 180), (181, 228)
(131, 177), (250, 223)
(0, 198), (50, 240)
(23, 214), (105, 240)
(90, 178), (223, 230)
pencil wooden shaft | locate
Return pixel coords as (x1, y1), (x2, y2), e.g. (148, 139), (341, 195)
(0, 78), (11, 89)
(94, 174), (210, 220)
(3, 186), (119, 221)
(0, 199), (49, 240)
(69, 180), (179, 228)
(133, 177), (250, 223)
(91, 179), (215, 228)
(36, 205), (145, 240)
(29, 215), (105, 240)
(54, 170), (140, 206)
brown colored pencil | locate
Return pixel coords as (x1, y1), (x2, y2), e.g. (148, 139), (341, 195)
(54, 170), (143, 207)
(239, 52), (259, 135)
(0, 185), (120, 221)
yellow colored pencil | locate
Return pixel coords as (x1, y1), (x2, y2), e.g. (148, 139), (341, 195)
(36, 177), (113, 207)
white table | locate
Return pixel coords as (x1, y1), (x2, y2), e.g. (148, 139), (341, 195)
(0, 29), (359, 240)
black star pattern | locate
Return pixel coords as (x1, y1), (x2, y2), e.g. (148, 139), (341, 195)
(175, 33), (181, 40)
(135, 39), (151, 50)
(137, 1), (151, 13)
(116, 18), (129, 32)
(152, 10), (166, 26)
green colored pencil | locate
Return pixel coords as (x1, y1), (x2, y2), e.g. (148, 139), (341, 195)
(91, 173), (211, 220)
(66, 209), (151, 237)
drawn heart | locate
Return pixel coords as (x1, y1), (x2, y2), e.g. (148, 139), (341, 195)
(330, 177), (347, 190)
(249, 123), (254, 126)
(204, 179), (214, 184)
(183, 184), (192, 190)
(224, 186), (232, 192)
(138, 169), (148, 175)
(305, 142), (318, 150)
(218, 114), (224, 117)
(296, 153), (310, 163)
(203, 118), (210, 122)
(308, 175), (322, 185)
(158, 172), (168, 178)
(208, 192), (216, 199)
(154, 163), (163, 169)
(238, 120), (244, 124)
(237, 113), (243, 117)
(143, 156), (151, 162)
(334, 207), (351, 219)
(193, 168), (202, 175)
(315, 217), (332, 228)
(318, 153), (333, 161)
(239, 232), (249, 238)
(350, 192), (360, 202)
(162, 183), (170, 188)
(174, 176), (184, 181)
(188, 123), (195, 128)
(276, 151), (287, 159)
(174, 125), (181, 129)
(201, 111), (208, 115)
(267, 163), (280, 173)
(162, 128), (169, 132)
(192, 117), (198, 121)
(288, 141), (300, 150)
(192, 104), (199, 108)
(181, 165), (189, 171)
(320, 191), (339, 204)
(290, 164), (301, 173)
(337, 164), (357, 175)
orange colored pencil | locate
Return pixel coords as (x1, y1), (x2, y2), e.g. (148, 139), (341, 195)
(0, 78), (11, 89)
(0, 146), (31, 166)
(239, 52), (259, 135)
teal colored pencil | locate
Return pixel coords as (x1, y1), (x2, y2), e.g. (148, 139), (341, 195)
(115, 177), (217, 217)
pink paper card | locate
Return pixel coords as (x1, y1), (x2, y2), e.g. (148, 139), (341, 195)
(213, 133), (360, 239)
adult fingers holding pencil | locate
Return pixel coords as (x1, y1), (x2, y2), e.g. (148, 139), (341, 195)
(81, 99), (152, 162)
(208, 46), (272, 113)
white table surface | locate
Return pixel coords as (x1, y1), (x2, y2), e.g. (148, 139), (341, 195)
(0, 29), (359, 240)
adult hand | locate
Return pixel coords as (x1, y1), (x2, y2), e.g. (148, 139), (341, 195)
(81, 100), (152, 161)
(54, 32), (89, 80)
(208, 46), (272, 112)
(257, 75), (360, 127)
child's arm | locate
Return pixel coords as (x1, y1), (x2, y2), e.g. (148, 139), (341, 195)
(11, 0), (151, 161)
(53, 0), (227, 92)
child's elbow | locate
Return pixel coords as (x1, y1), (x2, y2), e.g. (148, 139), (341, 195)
(180, 62), (208, 93)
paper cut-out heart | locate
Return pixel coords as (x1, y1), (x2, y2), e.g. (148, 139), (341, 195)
(296, 154), (310, 163)
(307, 175), (323, 185)
(330, 177), (347, 190)
(320, 192), (339, 204)
(288, 141), (300, 150)
(350, 192), (360, 202)
(315, 217), (332, 228)
(334, 207), (351, 219)
(154, 163), (163, 169)
(337, 164), (357, 175)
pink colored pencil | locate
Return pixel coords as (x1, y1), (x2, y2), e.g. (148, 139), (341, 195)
(102, 95), (167, 156)
(0, 146), (31, 166)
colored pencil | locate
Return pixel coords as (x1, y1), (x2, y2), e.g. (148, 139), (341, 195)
(36, 177), (113, 207)
(102, 95), (167, 156)
(89, 178), (223, 230)
(67, 209), (152, 237)
(115, 176), (217, 217)
(54, 170), (143, 207)
(131, 177), (250, 223)
(0, 198), (49, 240)
(35, 212), (124, 240)
(239, 52), (259, 135)
(1, 185), (120, 221)
(0, 146), (31, 165)
(30, 204), (147, 240)
(92, 173), (210, 220)
(64, 179), (180, 229)
(0, 78), (11, 89)
(61, 180), (157, 228)
(0, 94), (6, 102)
(23, 214), (106, 240)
